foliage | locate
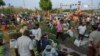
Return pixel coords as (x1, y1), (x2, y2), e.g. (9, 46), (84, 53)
(63, 9), (70, 12)
(0, 0), (5, 6)
(39, 0), (52, 11)
(51, 9), (60, 13)
(0, 46), (3, 56)
(0, 7), (33, 14)
(0, 31), (3, 38)
(84, 10), (94, 13)
(63, 9), (77, 12)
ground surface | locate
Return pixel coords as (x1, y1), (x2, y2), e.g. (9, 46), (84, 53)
(2, 21), (89, 56)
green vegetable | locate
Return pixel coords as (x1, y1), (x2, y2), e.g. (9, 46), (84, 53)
(0, 46), (4, 55)
(0, 31), (3, 39)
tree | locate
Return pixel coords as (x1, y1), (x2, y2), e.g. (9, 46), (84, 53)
(39, 0), (52, 11)
(0, 0), (5, 6)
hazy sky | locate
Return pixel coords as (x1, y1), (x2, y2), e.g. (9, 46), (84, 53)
(4, 0), (100, 9)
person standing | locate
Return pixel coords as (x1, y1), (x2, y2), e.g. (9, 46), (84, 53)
(37, 14), (41, 22)
(16, 16), (21, 24)
(78, 23), (87, 40)
(30, 23), (42, 41)
(88, 25), (100, 56)
(56, 19), (64, 40)
(38, 33), (50, 52)
(15, 30), (35, 56)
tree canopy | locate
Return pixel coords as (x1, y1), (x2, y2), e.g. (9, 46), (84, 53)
(0, 0), (5, 6)
(39, 0), (52, 11)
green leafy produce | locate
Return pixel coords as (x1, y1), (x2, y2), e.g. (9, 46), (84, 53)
(0, 46), (4, 55)
(0, 31), (3, 39)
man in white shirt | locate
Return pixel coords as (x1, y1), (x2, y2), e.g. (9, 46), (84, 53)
(16, 16), (21, 24)
(30, 23), (42, 41)
(78, 23), (87, 40)
(15, 30), (35, 56)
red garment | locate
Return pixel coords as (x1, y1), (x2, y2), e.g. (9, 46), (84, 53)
(2, 25), (8, 30)
(87, 46), (96, 56)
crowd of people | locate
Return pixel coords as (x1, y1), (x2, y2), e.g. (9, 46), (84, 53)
(48, 11), (100, 56)
(0, 10), (100, 56)
(0, 13), (70, 56)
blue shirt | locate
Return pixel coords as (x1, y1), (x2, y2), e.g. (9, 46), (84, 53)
(42, 48), (58, 56)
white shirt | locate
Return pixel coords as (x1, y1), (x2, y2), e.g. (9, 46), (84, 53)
(37, 15), (41, 22)
(30, 28), (42, 41)
(10, 39), (17, 48)
(32, 39), (36, 48)
(87, 17), (90, 22)
(78, 25), (86, 35)
(15, 36), (33, 56)
(17, 17), (20, 22)
(67, 29), (73, 37)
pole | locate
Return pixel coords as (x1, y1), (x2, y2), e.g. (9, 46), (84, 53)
(8, 3), (11, 14)
(70, 4), (72, 12)
(23, 0), (26, 8)
(91, 0), (94, 14)
(77, 1), (81, 10)
(98, 2), (100, 9)
(22, 0), (26, 15)
(60, 3), (62, 13)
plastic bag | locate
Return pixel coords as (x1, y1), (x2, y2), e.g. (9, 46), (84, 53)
(74, 39), (81, 47)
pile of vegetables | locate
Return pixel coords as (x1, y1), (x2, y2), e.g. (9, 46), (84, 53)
(0, 46), (4, 56)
